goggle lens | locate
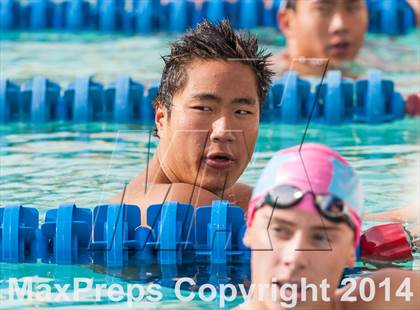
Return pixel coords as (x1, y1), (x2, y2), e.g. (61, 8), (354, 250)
(315, 195), (344, 217)
(273, 185), (304, 206)
(260, 185), (354, 230)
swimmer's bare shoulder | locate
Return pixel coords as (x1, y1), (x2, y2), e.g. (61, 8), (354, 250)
(111, 171), (251, 211)
(224, 182), (252, 212)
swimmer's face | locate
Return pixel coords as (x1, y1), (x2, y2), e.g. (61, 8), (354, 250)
(280, 0), (368, 67)
(243, 197), (355, 309)
(155, 59), (259, 194)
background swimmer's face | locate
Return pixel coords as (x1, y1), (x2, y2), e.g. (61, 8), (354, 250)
(243, 199), (355, 309)
(280, 0), (368, 67)
(155, 59), (259, 194)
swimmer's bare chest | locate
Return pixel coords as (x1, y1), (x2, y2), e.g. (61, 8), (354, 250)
(111, 179), (251, 226)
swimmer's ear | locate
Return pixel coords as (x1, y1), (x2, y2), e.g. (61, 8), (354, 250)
(278, 7), (294, 38)
(243, 227), (252, 248)
(155, 101), (166, 136)
(345, 244), (356, 268)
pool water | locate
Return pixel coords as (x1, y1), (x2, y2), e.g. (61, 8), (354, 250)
(1, 28), (419, 308)
(1, 119), (419, 308)
(1, 29), (419, 95)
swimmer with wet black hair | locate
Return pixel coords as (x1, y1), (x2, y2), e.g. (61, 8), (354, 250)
(111, 19), (274, 224)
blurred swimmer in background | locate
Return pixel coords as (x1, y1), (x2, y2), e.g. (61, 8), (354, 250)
(269, 0), (420, 113)
(270, 0), (368, 77)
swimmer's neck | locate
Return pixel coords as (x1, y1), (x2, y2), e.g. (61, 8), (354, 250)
(281, 49), (357, 79)
(144, 152), (225, 197)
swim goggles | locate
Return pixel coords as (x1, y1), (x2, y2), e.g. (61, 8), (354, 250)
(254, 184), (356, 232)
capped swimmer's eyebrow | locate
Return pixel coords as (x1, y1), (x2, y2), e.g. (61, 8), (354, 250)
(262, 213), (343, 232)
(263, 215), (297, 227)
(310, 225), (342, 232)
(191, 93), (257, 106)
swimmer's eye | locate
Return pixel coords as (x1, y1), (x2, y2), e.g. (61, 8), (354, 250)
(192, 106), (212, 112)
(271, 226), (292, 239)
(314, 3), (333, 15)
(311, 232), (329, 244)
(235, 109), (253, 116)
(347, 2), (362, 12)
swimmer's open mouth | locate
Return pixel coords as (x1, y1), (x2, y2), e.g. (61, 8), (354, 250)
(204, 152), (234, 169)
(329, 42), (351, 54)
(272, 280), (302, 297)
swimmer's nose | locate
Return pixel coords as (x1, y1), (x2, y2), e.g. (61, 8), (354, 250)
(209, 116), (236, 144)
(280, 232), (309, 273)
(329, 11), (350, 35)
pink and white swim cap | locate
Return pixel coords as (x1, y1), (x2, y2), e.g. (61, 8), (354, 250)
(247, 143), (363, 246)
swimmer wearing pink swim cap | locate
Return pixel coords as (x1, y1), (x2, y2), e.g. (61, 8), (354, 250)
(238, 143), (419, 310)
(247, 143), (363, 247)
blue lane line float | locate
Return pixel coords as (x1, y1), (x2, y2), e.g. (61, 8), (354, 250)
(0, 79), (20, 122)
(97, 0), (126, 32)
(262, 0), (281, 28)
(0, 201), (249, 266)
(262, 80), (284, 122)
(191, 0), (205, 28)
(0, 0), (20, 30)
(0, 200), (366, 281)
(42, 204), (92, 264)
(203, 0), (239, 28)
(64, 0), (92, 31)
(91, 203), (141, 266)
(355, 69), (405, 123)
(224, 0), (240, 28)
(167, 0), (189, 33)
(97, 0), (116, 32)
(24, 0), (55, 30)
(238, 0), (259, 30)
(1, 0), (416, 34)
(141, 82), (158, 123)
(313, 70), (354, 124)
(367, 0), (416, 35)
(205, 0), (225, 23)
(50, 0), (84, 30)
(133, 0), (155, 35)
(1, 70), (407, 124)
(20, 76), (61, 123)
(51, 0), (65, 29)
(105, 76), (144, 123)
(147, 202), (194, 265)
(195, 200), (247, 264)
(0, 205), (40, 263)
(146, 201), (195, 287)
(279, 71), (311, 124)
(64, 75), (104, 122)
